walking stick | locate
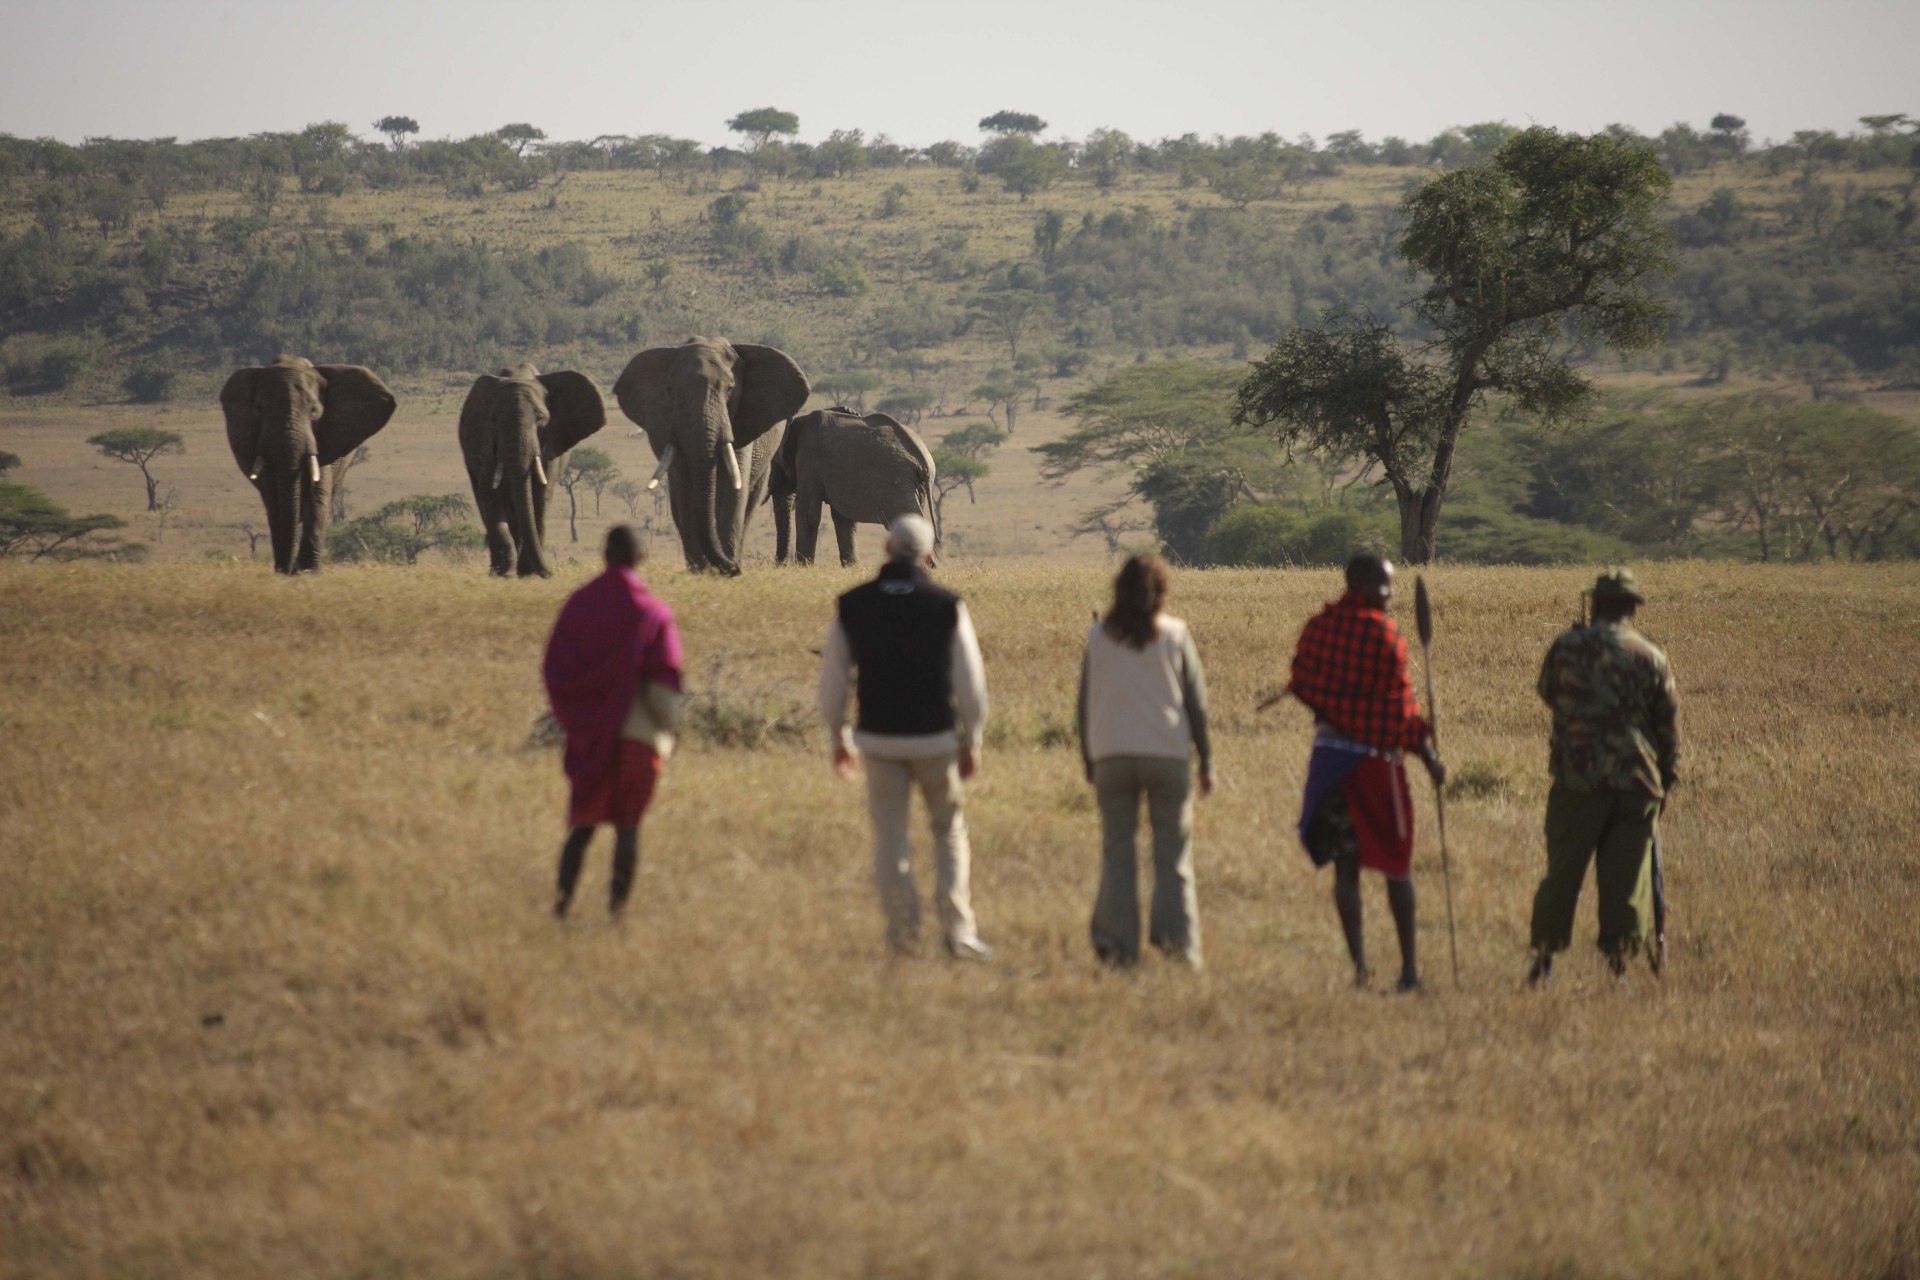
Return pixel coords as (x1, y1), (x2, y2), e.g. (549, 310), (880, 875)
(1413, 576), (1460, 986)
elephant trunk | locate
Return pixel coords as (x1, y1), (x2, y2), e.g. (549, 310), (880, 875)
(686, 404), (742, 576)
(266, 458), (297, 573)
(509, 462), (549, 577)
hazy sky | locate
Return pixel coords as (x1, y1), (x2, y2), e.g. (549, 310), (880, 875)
(1, 0), (1913, 150)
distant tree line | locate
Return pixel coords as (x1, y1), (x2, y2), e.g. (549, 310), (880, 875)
(0, 112), (1914, 401)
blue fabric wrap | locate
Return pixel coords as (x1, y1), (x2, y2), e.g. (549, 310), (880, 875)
(1298, 742), (1366, 867)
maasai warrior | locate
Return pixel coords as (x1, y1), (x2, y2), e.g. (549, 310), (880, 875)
(1289, 555), (1445, 992)
(1528, 567), (1679, 985)
(541, 525), (683, 919)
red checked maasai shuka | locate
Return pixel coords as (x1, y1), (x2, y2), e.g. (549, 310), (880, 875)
(1287, 592), (1430, 751)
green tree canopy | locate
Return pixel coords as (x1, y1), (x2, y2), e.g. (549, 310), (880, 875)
(977, 135), (1066, 199)
(87, 427), (184, 511)
(496, 123), (547, 157)
(1236, 126), (1674, 562)
(373, 116), (420, 149)
(726, 108), (800, 150)
(979, 111), (1047, 136)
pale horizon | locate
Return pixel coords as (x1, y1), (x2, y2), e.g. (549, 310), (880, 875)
(0, 0), (1913, 152)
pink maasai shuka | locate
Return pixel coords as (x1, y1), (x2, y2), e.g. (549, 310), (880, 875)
(542, 565), (682, 826)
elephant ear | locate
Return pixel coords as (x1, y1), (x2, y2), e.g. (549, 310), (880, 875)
(777, 409), (822, 482)
(457, 375), (504, 474)
(731, 344), (811, 448)
(220, 366), (267, 476)
(869, 413), (935, 482)
(612, 347), (676, 447)
(313, 365), (398, 465)
(536, 369), (608, 458)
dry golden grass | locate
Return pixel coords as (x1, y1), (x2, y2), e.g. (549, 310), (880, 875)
(2, 557), (1917, 1278)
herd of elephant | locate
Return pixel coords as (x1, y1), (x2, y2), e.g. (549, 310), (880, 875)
(219, 337), (939, 576)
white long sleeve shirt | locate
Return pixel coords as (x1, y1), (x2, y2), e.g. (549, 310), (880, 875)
(817, 603), (988, 759)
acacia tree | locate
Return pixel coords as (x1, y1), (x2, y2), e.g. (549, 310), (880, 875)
(373, 116), (420, 151)
(1037, 361), (1265, 563)
(558, 447), (620, 542)
(497, 123), (547, 157)
(726, 108), (800, 151)
(87, 427), (184, 511)
(979, 111), (1046, 136)
(929, 422), (1006, 548)
(1234, 127), (1674, 563)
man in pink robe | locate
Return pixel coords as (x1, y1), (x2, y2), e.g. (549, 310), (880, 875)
(541, 525), (683, 918)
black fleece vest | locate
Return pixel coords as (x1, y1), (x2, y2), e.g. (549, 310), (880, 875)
(837, 562), (961, 736)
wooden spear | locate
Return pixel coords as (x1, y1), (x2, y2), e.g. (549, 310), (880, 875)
(1414, 575), (1460, 986)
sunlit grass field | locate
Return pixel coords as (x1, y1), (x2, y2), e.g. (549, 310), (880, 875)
(2, 558), (1917, 1277)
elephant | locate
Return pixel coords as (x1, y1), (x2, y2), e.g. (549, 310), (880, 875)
(221, 355), (397, 573)
(612, 337), (810, 576)
(457, 363), (607, 577)
(770, 407), (936, 566)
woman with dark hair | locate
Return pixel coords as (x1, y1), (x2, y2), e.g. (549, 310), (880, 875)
(1076, 554), (1214, 968)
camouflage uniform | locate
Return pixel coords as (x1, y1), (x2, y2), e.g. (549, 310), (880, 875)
(1529, 570), (1680, 959)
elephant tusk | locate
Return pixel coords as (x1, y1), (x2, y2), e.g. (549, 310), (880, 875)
(534, 456), (549, 487)
(308, 456), (321, 484)
(647, 443), (675, 491)
(722, 443), (742, 491)
(491, 462), (504, 489)
(248, 454), (265, 482)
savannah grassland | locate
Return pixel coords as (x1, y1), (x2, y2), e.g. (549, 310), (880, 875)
(3, 556), (1918, 1278)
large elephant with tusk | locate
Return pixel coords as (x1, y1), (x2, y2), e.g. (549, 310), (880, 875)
(613, 338), (810, 575)
(457, 363), (607, 577)
(221, 355), (397, 573)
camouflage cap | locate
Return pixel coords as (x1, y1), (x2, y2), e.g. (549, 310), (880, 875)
(1591, 566), (1645, 604)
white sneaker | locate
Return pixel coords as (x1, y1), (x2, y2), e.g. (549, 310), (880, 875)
(944, 934), (994, 962)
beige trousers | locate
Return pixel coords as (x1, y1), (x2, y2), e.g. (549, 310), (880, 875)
(865, 752), (976, 950)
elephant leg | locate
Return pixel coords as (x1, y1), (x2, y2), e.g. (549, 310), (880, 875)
(795, 486), (825, 565)
(773, 493), (794, 564)
(474, 478), (514, 576)
(833, 511), (858, 566)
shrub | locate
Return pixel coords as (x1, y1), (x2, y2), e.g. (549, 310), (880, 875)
(123, 363), (180, 403)
(2, 335), (96, 394)
(1208, 503), (1395, 567)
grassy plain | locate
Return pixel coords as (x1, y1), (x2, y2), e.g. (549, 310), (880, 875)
(2, 557), (1917, 1278)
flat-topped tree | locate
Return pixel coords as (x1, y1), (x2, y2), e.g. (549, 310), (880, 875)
(1234, 126), (1674, 564)
(726, 108), (799, 151)
(372, 116), (419, 151)
(88, 427), (183, 511)
(497, 123), (546, 157)
(979, 111), (1046, 136)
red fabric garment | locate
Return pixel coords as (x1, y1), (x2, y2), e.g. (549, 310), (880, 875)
(1346, 755), (1415, 878)
(568, 740), (660, 828)
(543, 565), (683, 820)
(1287, 592), (1429, 751)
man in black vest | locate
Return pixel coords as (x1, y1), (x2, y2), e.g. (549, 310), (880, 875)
(817, 514), (992, 960)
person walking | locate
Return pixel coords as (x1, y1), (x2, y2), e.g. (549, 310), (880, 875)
(1289, 555), (1445, 992)
(817, 514), (992, 960)
(1077, 554), (1214, 969)
(541, 525), (683, 919)
(1528, 567), (1680, 985)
